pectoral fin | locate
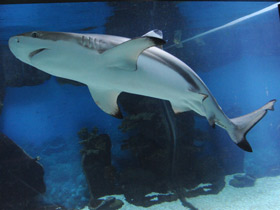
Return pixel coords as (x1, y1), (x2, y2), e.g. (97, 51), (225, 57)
(102, 30), (165, 71)
(88, 86), (123, 119)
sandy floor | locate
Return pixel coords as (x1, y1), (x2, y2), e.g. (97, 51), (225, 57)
(81, 174), (280, 210)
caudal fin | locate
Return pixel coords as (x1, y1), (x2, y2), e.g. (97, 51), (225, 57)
(229, 99), (276, 152)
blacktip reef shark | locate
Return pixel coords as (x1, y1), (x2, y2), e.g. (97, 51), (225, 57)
(8, 29), (276, 152)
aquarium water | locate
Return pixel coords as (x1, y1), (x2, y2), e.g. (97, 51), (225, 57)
(0, 1), (279, 210)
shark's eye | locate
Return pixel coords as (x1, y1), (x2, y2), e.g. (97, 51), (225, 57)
(31, 32), (38, 38)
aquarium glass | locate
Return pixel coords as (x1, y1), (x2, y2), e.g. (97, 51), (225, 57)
(0, 1), (279, 210)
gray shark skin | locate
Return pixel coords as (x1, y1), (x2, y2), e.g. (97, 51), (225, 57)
(8, 30), (276, 152)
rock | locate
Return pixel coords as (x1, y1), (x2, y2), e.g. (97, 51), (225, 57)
(79, 128), (118, 201)
(90, 197), (124, 210)
(0, 133), (46, 209)
(229, 174), (256, 188)
(107, 199), (124, 210)
(184, 156), (226, 198)
(78, 127), (91, 140)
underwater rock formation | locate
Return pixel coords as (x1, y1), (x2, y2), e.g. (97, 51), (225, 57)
(0, 45), (50, 87)
(79, 94), (226, 208)
(184, 156), (226, 197)
(0, 133), (46, 210)
(118, 94), (174, 180)
(229, 174), (256, 188)
(117, 93), (226, 207)
(78, 127), (120, 208)
(90, 197), (124, 210)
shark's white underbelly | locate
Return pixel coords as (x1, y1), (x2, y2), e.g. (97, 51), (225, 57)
(32, 46), (208, 117)
(84, 53), (206, 116)
(31, 45), (210, 117)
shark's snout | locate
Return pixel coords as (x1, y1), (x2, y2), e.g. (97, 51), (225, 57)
(9, 36), (23, 48)
(8, 35), (28, 60)
(8, 36), (20, 55)
(9, 36), (20, 44)
(8, 35), (38, 64)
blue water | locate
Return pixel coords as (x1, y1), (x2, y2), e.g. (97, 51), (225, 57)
(0, 1), (280, 209)
(0, 77), (126, 208)
(0, 2), (112, 44)
(0, 77), (122, 146)
(178, 2), (272, 35)
(201, 55), (280, 175)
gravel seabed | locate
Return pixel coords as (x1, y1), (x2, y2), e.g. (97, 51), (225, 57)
(81, 174), (280, 210)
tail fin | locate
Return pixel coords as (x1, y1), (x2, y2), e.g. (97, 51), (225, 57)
(229, 99), (276, 152)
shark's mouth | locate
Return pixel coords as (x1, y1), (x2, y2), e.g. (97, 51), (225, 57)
(29, 48), (47, 59)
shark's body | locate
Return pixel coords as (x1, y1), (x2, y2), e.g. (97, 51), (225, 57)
(8, 30), (275, 152)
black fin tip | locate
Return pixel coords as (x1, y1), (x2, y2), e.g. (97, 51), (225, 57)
(237, 138), (253, 152)
(112, 109), (123, 119)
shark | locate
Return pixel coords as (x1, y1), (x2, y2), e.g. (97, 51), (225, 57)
(8, 29), (276, 152)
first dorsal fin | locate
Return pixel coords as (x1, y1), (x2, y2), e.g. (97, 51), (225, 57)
(142, 29), (163, 39)
(142, 29), (164, 49)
